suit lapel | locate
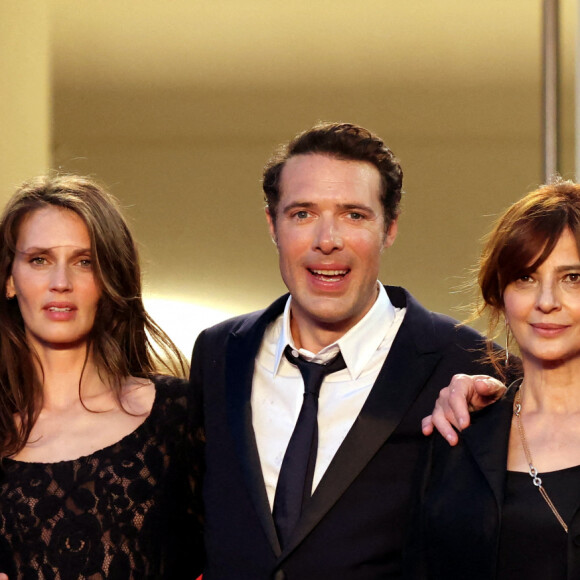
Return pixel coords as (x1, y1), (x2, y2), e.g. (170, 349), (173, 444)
(225, 295), (288, 556)
(284, 287), (443, 554)
(461, 387), (516, 510)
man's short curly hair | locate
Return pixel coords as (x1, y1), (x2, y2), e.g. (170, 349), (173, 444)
(262, 122), (403, 231)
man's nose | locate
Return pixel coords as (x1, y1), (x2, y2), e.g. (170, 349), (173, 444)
(313, 217), (343, 253)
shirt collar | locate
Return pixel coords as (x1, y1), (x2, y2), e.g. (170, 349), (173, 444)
(273, 283), (397, 380)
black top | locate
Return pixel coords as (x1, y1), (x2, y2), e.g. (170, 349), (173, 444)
(0, 375), (204, 579)
(498, 465), (580, 579)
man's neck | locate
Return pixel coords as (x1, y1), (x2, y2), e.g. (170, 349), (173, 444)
(287, 284), (383, 353)
(289, 318), (346, 353)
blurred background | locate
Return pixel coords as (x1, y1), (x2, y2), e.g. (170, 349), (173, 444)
(1, 1), (577, 357)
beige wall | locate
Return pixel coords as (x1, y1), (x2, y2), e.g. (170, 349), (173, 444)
(0, 1), (51, 203)
(3, 1), (577, 354)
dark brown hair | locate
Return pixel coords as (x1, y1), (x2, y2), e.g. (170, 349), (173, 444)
(0, 174), (187, 457)
(476, 180), (580, 375)
(263, 122), (403, 231)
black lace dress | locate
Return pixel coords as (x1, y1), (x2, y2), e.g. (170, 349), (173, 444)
(0, 376), (204, 580)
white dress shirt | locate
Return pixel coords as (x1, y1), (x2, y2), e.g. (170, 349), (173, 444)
(251, 284), (406, 509)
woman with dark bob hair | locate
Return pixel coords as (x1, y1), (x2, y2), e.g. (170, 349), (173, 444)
(0, 175), (203, 578)
(407, 181), (580, 579)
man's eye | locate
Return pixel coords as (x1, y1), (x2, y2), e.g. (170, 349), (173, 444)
(349, 212), (364, 220)
(294, 211), (309, 219)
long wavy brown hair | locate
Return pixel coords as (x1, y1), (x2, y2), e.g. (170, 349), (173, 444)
(0, 174), (187, 458)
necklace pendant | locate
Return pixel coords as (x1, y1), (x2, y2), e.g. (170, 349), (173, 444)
(514, 384), (568, 533)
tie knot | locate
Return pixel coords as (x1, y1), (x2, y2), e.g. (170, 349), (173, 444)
(284, 346), (346, 396)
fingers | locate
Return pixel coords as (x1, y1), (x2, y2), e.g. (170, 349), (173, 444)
(445, 379), (474, 430)
(429, 386), (461, 446)
(442, 374), (476, 426)
(472, 376), (506, 402)
(421, 415), (434, 436)
(424, 374), (480, 446)
(423, 374), (507, 447)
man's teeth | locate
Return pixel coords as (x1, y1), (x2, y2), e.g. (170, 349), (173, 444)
(49, 307), (72, 312)
(311, 269), (347, 276)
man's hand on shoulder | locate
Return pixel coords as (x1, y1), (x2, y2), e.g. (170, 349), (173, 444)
(421, 374), (506, 445)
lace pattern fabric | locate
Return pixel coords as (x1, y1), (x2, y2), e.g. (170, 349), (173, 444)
(0, 375), (204, 580)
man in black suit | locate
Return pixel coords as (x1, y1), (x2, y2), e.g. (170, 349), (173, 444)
(190, 122), (497, 579)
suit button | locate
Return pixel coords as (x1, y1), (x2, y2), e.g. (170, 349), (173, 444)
(272, 570), (286, 580)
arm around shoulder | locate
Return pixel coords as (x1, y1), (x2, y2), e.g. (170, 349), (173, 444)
(422, 324), (508, 444)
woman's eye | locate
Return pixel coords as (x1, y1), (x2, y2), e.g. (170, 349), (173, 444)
(513, 274), (534, 286)
(78, 259), (92, 268)
(566, 273), (580, 283)
(30, 257), (47, 265)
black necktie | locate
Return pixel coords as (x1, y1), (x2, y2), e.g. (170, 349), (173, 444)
(272, 345), (346, 548)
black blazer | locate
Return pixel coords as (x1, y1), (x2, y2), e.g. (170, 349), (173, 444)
(404, 389), (514, 580)
(406, 385), (580, 580)
(190, 286), (497, 580)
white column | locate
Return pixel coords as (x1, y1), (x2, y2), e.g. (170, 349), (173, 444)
(543, 0), (559, 182)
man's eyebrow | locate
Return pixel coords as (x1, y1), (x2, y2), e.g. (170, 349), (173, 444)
(339, 203), (375, 213)
(280, 201), (316, 213)
(280, 202), (376, 213)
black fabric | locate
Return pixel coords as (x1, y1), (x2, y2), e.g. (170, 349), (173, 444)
(192, 286), (502, 579)
(404, 389), (515, 580)
(273, 347), (346, 548)
(0, 375), (204, 579)
(497, 465), (580, 579)
(404, 386), (580, 580)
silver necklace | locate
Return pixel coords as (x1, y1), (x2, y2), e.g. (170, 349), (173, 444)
(513, 386), (568, 533)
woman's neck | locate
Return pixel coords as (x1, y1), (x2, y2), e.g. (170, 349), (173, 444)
(520, 357), (580, 414)
(32, 345), (111, 411)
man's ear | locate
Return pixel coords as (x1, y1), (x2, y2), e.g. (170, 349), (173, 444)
(5, 275), (15, 299)
(383, 218), (398, 249)
(265, 207), (277, 245)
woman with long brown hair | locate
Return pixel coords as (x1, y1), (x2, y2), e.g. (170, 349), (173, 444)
(0, 175), (203, 578)
(409, 181), (580, 579)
